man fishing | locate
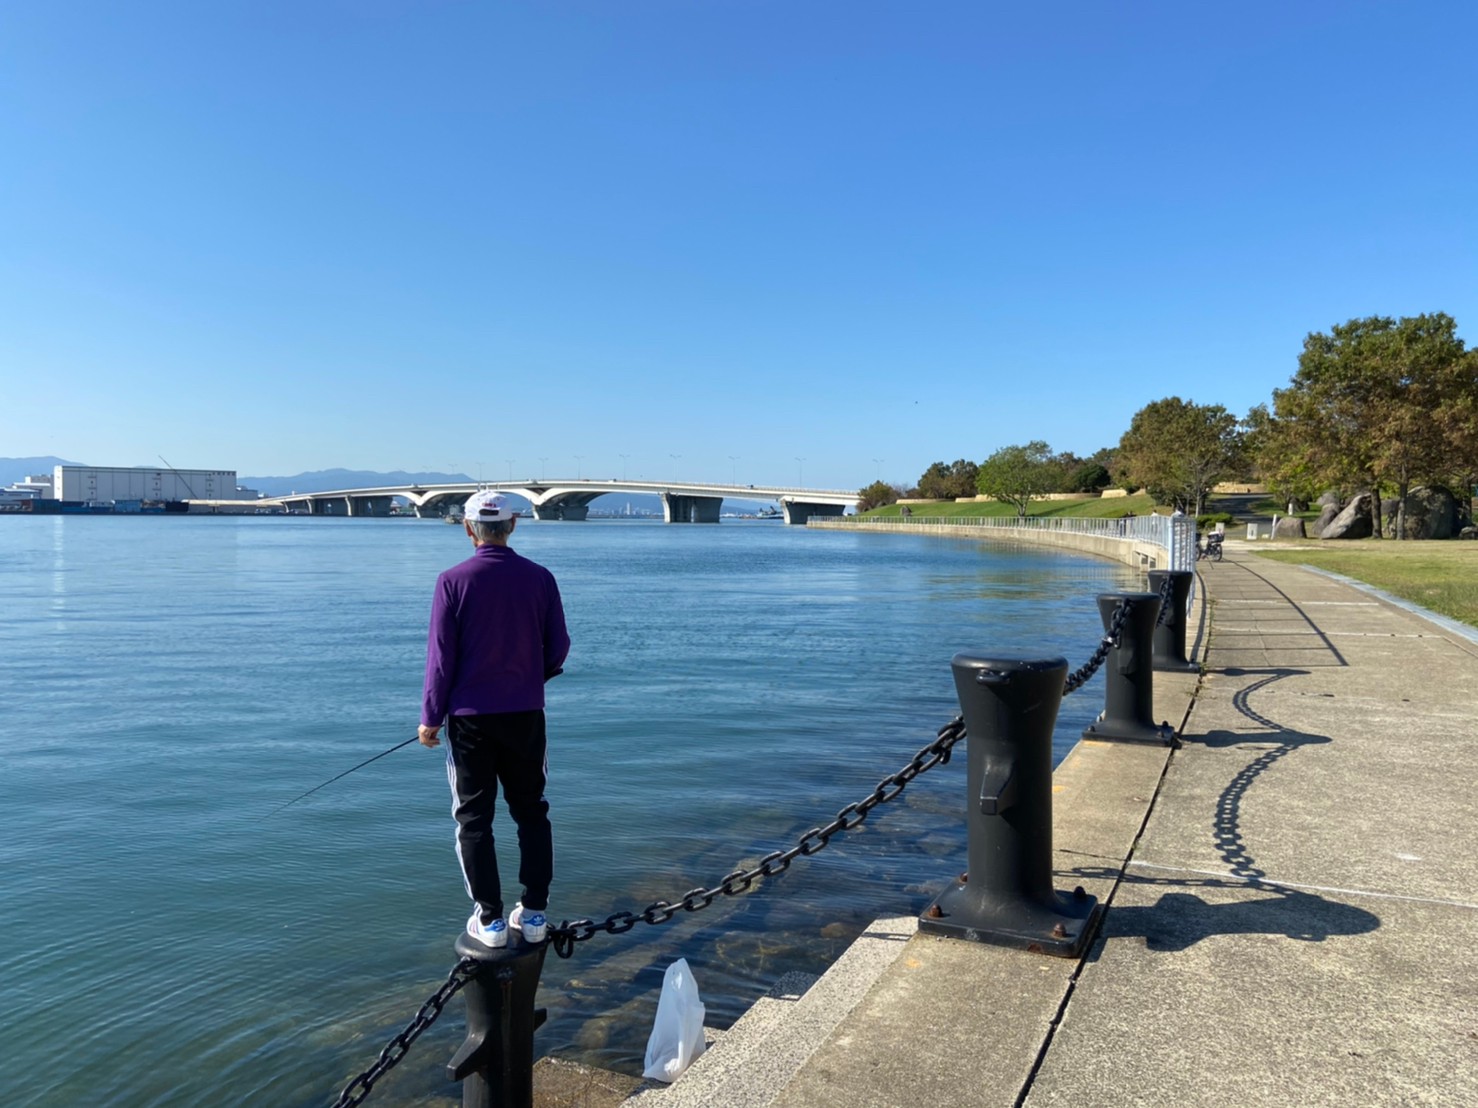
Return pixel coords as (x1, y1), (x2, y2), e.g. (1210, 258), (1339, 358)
(418, 490), (571, 948)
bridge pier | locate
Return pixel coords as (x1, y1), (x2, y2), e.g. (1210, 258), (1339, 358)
(347, 496), (394, 517)
(660, 493), (722, 523)
(781, 501), (846, 525)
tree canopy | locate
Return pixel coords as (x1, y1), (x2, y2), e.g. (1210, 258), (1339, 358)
(915, 459), (980, 500)
(1257, 313), (1475, 537)
(856, 480), (902, 512)
(975, 441), (1059, 517)
(1115, 398), (1242, 515)
(1065, 461), (1111, 493)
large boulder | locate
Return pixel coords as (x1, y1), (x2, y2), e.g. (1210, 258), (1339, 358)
(1313, 504), (1340, 535)
(1273, 517), (1307, 539)
(1395, 486), (1459, 540)
(1317, 490), (1342, 509)
(1381, 498), (1400, 532)
(1320, 492), (1376, 540)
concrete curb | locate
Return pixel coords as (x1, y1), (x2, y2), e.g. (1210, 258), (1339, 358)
(625, 919), (917, 1107)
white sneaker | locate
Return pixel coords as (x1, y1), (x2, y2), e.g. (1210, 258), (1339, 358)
(509, 902), (548, 944)
(466, 911), (507, 948)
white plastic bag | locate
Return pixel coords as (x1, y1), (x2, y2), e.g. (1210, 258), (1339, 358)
(642, 957), (707, 1082)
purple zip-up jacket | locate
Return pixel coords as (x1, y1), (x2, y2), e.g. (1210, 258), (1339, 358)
(421, 544), (570, 725)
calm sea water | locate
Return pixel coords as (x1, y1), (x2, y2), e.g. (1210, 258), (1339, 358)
(0, 515), (1138, 1106)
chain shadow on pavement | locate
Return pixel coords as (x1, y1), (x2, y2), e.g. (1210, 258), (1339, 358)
(1067, 667), (1379, 955)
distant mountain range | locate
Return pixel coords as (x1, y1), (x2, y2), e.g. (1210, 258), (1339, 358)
(0, 456), (81, 486)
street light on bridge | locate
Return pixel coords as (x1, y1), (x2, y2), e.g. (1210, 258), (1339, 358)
(620, 454), (630, 480)
(574, 454), (584, 478)
(795, 457), (805, 486)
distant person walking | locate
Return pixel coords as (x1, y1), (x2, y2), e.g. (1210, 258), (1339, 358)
(418, 491), (570, 948)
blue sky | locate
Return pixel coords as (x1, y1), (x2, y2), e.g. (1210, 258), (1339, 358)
(2, 1), (1474, 490)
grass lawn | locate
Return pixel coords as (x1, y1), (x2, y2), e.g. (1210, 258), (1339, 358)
(1253, 542), (1478, 628)
(864, 493), (1160, 520)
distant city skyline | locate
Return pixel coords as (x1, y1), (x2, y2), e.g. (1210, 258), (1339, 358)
(3, 3), (1474, 490)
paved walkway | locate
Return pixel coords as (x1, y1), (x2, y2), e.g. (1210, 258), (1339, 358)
(607, 549), (1478, 1107)
(1026, 550), (1478, 1106)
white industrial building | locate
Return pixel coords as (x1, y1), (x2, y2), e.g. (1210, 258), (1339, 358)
(53, 465), (256, 503)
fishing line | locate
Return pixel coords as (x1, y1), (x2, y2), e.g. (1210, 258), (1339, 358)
(265, 734), (421, 818)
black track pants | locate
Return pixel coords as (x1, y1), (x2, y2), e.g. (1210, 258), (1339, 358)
(445, 710), (552, 921)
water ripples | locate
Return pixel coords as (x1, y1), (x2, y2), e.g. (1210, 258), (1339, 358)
(0, 516), (1135, 1106)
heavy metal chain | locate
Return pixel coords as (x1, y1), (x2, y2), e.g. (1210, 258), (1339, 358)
(330, 958), (479, 1108)
(1063, 572), (1177, 695)
(549, 715), (968, 958)
(1153, 570), (1176, 628)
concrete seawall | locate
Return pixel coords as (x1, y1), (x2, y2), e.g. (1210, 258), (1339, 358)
(807, 517), (1170, 570)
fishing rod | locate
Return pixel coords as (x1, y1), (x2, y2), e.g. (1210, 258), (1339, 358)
(265, 734), (420, 818)
(266, 666), (564, 818)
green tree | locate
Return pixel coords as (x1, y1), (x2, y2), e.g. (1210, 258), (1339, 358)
(1245, 402), (1322, 507)
(1066, 461), (1111, 492)
(1432, 351), (1478, 521)
(915, 462), (951, 500)
(1116, 398), (1243, 515)
(916, 459), (980, 500)
(857, 480), (901, 512)
(1265, 314), (1473, 537)
(976, 441), (1059, 517)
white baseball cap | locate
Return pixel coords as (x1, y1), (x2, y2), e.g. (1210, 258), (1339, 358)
(464, 490), (517, 522)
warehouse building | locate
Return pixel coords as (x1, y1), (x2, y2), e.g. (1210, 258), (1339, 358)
(53, 465), (256, 503)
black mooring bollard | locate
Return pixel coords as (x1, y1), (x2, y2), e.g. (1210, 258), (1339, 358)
(1147, 570), (1198, 673)
(1082, 592), (1175, 745)
(448, 934), (549, 1108)
(918, 655), (1103, 957)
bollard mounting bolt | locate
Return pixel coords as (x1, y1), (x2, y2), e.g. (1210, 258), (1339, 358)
(926, 904), (944, 919)
(1051, 923), (1069, 939)
(959, 872), (968, 884)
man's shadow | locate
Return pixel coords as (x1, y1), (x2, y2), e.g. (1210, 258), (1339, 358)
(1070, 869), (1380, 954)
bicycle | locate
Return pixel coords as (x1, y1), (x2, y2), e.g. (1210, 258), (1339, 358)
(1198, 532), (1224, 562)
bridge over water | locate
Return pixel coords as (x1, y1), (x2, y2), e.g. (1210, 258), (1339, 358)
(262, 478), (857, 524)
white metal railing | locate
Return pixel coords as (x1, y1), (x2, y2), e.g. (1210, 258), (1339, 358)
(823, 513), (1198, 573)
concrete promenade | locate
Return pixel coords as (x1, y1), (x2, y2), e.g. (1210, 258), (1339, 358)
(610, 547), (1478, 1107)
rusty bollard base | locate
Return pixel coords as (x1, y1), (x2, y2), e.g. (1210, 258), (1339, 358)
(1082, 715), (1178, 746)
(919, 880), (1103, 958)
